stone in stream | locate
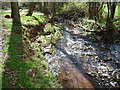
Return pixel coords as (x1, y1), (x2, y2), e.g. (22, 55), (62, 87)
(43, 44), (53, 53)
(110, 81), (117, 87)
(106, 65), (114, 72)
(112, 69), (120, 81)
(97, 66), (108, 71)
(44, 48), (52, 53)
(103, 57), (112, 62)
(112, 44), (120, 52)
(111, 51), (120, 61)
(101, 73), (109, 77)
(86, 72), (97, 77)
(85, 67), (97, 77)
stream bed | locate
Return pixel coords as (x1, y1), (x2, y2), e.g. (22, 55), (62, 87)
(45, 20), (120, 88)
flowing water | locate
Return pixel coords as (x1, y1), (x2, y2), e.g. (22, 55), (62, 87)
(45, 20), (120, 88)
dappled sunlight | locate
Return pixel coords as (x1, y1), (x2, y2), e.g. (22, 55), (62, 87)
(1, 1), (120, 89)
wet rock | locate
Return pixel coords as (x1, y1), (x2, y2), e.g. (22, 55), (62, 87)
(85, 67), (96, 73)
(112, 69), (120, 81)
(115, 60), (120, 65)
(112, 44), (120, 52)
(112, 51), (120, 61)
(98, 71), (103, 74)
(44, 48), (52, 53)
(86, 72), (97, 77)
(110, 81), (117, 87)
(103, 57), (112, 61)
(95, 56), (98, 59)
(105, 83), (110, 87)
(101, 73), (109, 77)
(49, 64), (60, 76)
(106, 65), (114, 72)
(97, 66), (108, 71)
(45, 34), (52, 38)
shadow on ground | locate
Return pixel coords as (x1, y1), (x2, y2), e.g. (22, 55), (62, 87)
(2, 22), (35, 88)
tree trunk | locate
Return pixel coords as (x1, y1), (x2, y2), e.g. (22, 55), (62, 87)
(88, 2), (93, 19)
(110, 2), (116, 20)
(49, 2), (56, 23)
(88, 2), (103, 21)
(26, 2), (35, 16)
(88, 2), (97, 19)
(41, 2), (49, 15)
(11, 2), (21, 24)
(104, 2), (117, 42)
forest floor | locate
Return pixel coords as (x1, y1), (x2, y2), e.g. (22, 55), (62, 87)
(1, 9), (120, 89)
